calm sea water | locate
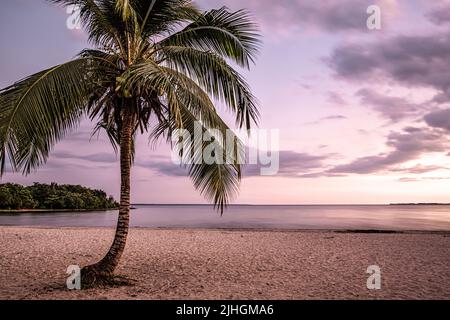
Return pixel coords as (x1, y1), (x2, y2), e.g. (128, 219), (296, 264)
(0, 204), (449, 231)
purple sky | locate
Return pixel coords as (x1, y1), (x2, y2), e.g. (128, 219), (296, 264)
(1, 0), (450, 204)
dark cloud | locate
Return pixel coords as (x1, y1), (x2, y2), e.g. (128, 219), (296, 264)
(52, 151), (117, 163)
(399, 176), (450, 183)
(322, 115), (347, 120)
(244, 150), (328, 177)
(300, 83), (313, 90)
(426, 4), (450, 25)
(328, 33), (450, 103)
(137, 160), (187, 177)
(137, 150), (329, 178)
(206, 0), (385, 33)
(326, 127), (449, 174)
(64, 126), (109, 143)
(424, 108), (450, 131)
(140, 135), (448, 178)
(65, 130), (92, 142)
(1, 152), (114, 175)
(327, 91), (347, 106)
(305, 114), (347, 125)
(356, 88), (424, 122)
(391, 165), (448, 174)
(41, 162), (112, 171)
(403, 127), (423, 133)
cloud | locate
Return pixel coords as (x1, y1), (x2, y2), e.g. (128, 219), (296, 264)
(326, 127), (449, 174)
(398, 177), (420, 182)
(1, 151), (116, 175)
(424, 108), (450, 131)
(399, 176), (450, 183)
(327, 91), (347, 106)
(137, 159), (187, 177)
(328, 33), (450, 103)
(206, 0), (394, 35)
(137, 150), (329, 178)
(426, 3), (450, 25)
(65, 130), (92, 142)
(136, 131), (449, 178)
(244, 150), (328, 177)
(356, 88), (424, 122)
(322, 115), (347, 120)
(391, 164), (449, 174)
(305, 114), (347, 125)
(51, 151), (117, 163)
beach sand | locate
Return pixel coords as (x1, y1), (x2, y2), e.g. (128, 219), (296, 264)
(0, 226), (448, 300)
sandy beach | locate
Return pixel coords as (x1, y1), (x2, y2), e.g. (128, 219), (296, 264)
(0, 226), (449, 300)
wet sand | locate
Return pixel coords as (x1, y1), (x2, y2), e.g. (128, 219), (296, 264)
(0, 227), (449, 299)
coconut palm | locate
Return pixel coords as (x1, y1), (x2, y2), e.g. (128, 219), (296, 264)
(0, 0), (260, 286)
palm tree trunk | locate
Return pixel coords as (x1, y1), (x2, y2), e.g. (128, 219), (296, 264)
(81, 115), (133, 287)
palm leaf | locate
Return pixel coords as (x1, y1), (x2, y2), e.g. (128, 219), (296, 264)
(120, 60), (243, 211)
(133, 0), (200, 37)
(167, 105), (243, 213)
(157, 45), (259, 129)
(0, 59), (93, 174)
(157, 6), (261, 68)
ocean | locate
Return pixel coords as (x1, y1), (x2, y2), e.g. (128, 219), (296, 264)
(0, 204), (449, 231)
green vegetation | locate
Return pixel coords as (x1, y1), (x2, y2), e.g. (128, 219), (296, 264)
(0, 183), (118, 210)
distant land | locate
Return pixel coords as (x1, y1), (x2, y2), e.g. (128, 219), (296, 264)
(389, 203), (450, 206)
(0, 183), (119, 212)
(132, 203), (450, 206)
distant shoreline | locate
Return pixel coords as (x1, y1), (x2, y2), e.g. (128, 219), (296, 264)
(131, 203), (450, 206)
(3, 204), (450, 212)
(389, 203), (450, 206)
(2, 225), (449, 235)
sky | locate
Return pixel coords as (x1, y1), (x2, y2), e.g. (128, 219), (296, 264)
(1, 0), (450, 204)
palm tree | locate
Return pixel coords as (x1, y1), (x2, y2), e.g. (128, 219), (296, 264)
(0, 0), (260, 286)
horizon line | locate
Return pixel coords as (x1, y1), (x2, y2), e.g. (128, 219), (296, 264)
(131, 203), (450, 206)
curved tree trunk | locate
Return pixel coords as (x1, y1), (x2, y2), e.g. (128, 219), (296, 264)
(81, 115), (133, 287)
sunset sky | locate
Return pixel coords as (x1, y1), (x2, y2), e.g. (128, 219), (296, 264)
(1, 0), (450, 204)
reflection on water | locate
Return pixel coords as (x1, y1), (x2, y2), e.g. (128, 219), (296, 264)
(0, 205), (449, 231)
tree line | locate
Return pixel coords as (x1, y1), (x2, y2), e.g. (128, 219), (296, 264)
(0, 183), (119, 210)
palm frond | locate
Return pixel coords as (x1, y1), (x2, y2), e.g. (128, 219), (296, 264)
(157, 6), (261, 68)
(115, 0), (134, 21)
(133, 0), (200, 37)
(0, 59), (93, 175)
(120, 61), (243, 211)
(162, 105), (243, 213)
(122, 60), (237, 133)
(157, 46), (259, 129)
